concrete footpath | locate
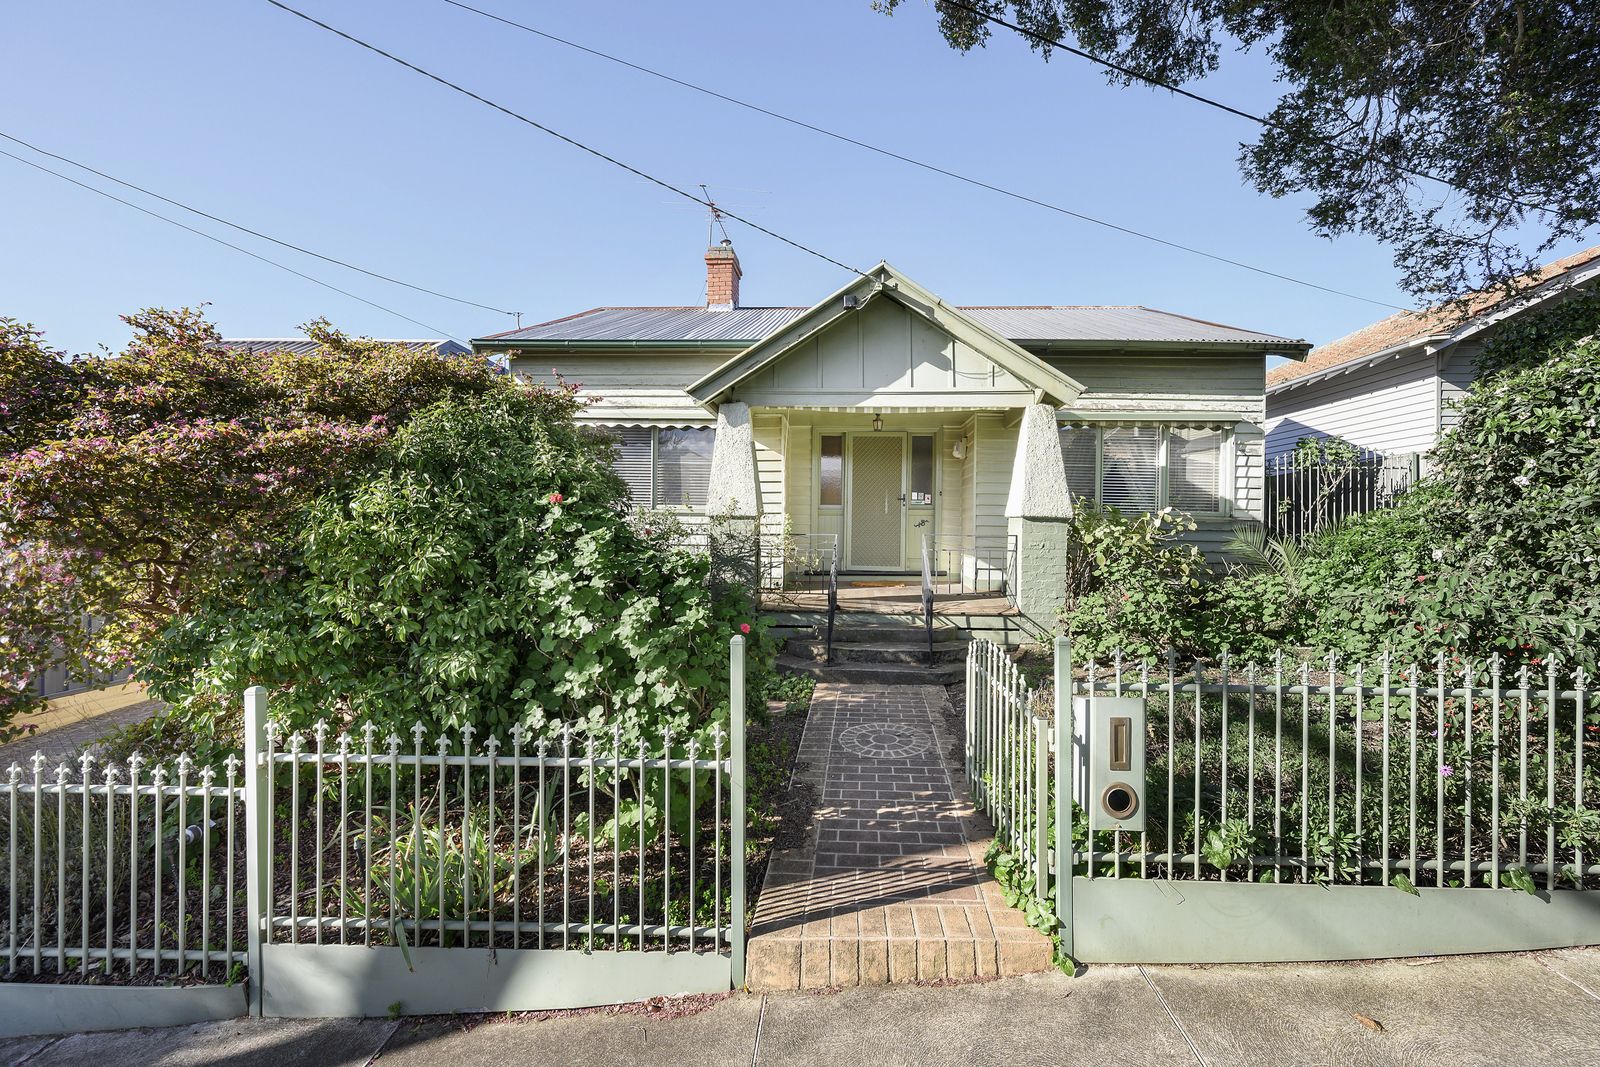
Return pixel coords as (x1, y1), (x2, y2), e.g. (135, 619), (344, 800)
(4, 948), (1598, 1067)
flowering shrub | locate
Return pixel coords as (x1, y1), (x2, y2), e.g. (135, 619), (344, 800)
(0, 310), (513, 735)
(141, 392), (758, 754)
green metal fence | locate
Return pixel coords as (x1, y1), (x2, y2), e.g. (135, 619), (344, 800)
(3, 638), (750, 1023)
(967, 637), (1600, 962)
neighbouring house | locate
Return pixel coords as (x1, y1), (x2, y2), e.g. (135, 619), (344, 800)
(217, 337), (472, 356)
(473, 243), (1308, 632)
(1265, 245), (1600, 460)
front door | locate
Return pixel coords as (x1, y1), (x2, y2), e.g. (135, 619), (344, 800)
(847, 433), (906, 570)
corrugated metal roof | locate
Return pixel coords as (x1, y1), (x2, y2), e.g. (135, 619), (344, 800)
(478, 306), (1301, 347)
(219, 338), (471, 356)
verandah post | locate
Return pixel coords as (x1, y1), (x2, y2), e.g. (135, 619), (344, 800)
(243, 686), (270, 1017)
(729, 636), (747, 990)
(1053, 636), (1073, 960)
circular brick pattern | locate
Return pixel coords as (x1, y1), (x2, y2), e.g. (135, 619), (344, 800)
(838, 721), (932, 759)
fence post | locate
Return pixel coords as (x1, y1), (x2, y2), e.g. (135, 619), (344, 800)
(243, 686), (269, 1017)
(729, 636), (747, 990)
(1053, 636), (1073, 960)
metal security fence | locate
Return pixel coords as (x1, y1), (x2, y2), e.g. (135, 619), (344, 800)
(968, 638), (1600, 963)
(257, 715), (743, 955)
(2, 638), (751, 1018)
(26, 615), (135, 700)
(1064, 650), (1593, 890)
(2, 752), (247, 980)
(1265, 448), (1420, 539)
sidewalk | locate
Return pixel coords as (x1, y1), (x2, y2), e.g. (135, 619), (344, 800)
(5, 948), (1597, 1066)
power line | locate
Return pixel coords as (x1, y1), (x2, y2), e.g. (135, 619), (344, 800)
(0, 147), (466, 342)
(436, 0), (1405, 311)
(0, 129), (517, 320)
(935, 0), (1547, 214)
(263, 0), (869, 281)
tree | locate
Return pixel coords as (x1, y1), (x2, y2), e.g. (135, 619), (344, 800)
(0, 310), (512, 736)
(875, 0), (1600, 304)
(141, 392), (755, 756)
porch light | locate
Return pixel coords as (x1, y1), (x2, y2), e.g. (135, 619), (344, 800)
(872, 413), (883, 432)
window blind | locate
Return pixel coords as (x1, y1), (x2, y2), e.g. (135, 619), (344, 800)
(655, 427), (716, 509)
(609, 427), (654, 507)
(1058, 426), (1098, 502)
(1099, 426), (1160, 512)
(1168, 427), (1225, 513)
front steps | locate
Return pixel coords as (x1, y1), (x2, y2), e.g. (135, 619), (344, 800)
(776, 616), (969, 685)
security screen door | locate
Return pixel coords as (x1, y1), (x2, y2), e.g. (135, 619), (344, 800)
(848, 434), (906, 570)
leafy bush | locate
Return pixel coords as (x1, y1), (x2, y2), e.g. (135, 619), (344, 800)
(1421, 319), (1600, 670)
(142, 391), (759, 752)
(1, 311), (513, 734)
(1057, 505), (1209, 662)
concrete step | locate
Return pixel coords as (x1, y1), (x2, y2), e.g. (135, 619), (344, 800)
(784, 638), (968, 665)
(826, 620), (966, 645)
(775, 654), (965, 686)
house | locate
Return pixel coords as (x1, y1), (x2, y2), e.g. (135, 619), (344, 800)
(218, 338), (472, 356)
(473, 243), (1308, 631)
(1265, 245), (1600, 460)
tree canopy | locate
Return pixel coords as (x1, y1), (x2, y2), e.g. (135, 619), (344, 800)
(0, 310), (514, 735)
(876, 0), (1600, 304)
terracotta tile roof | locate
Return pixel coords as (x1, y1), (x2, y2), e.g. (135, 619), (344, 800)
(1267, 245), (1600, 389)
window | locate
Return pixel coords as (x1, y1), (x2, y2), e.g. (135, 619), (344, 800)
(1058, 423), (1229, 515)
(655, 428), (716, 508)
(1168, 427), (1225, 513)
(909, 436), (935, 505)
(1100, 427), (1161, 512)
(611, 427), (653, 505)
(1059, 425), (1097, 502)
(604, 426), (716, 509)
(819, 435), (843, 506)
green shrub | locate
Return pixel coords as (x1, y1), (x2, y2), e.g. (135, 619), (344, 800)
(1057, 505), (1209, 662)
(142, 391), (760, 752)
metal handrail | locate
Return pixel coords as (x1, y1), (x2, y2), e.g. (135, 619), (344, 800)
(920, 534), (935, 665)
(823, 551), (840, 665)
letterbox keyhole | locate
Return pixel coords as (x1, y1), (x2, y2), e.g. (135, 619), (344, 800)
(1101, 783), (1138, 821)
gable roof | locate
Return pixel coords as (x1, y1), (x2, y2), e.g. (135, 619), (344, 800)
(476, 305), (1304, 349)
(686, 263), (1087, 407)
(1267, 245), (1600, 393)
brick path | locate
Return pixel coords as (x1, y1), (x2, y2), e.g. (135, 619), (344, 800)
(0, 700), (163, 769)
(747, 683), (1052, 990)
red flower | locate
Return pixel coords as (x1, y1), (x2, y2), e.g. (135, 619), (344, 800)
(548, 492), (563, 504)
(739, 623), (751, 634)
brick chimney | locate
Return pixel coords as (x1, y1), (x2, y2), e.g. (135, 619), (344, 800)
(705, 239), (741, 310)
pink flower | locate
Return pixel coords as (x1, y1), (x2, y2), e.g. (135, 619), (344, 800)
(548, 492), (563, 504)
(1440, 765), (1453, 777)
(739, 623), (751, 635)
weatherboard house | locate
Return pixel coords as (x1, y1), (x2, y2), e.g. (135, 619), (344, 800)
(473, 243), (1309, 632)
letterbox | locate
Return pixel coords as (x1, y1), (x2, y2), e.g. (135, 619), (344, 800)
(1086, 695), (1146, 833)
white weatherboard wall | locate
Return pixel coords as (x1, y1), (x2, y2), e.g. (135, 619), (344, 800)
(1437, 340), (1482, 436)
(1265, 348), (1439, 458)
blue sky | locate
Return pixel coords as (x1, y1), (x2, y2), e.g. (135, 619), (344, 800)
(4, 0), (1591, 361)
